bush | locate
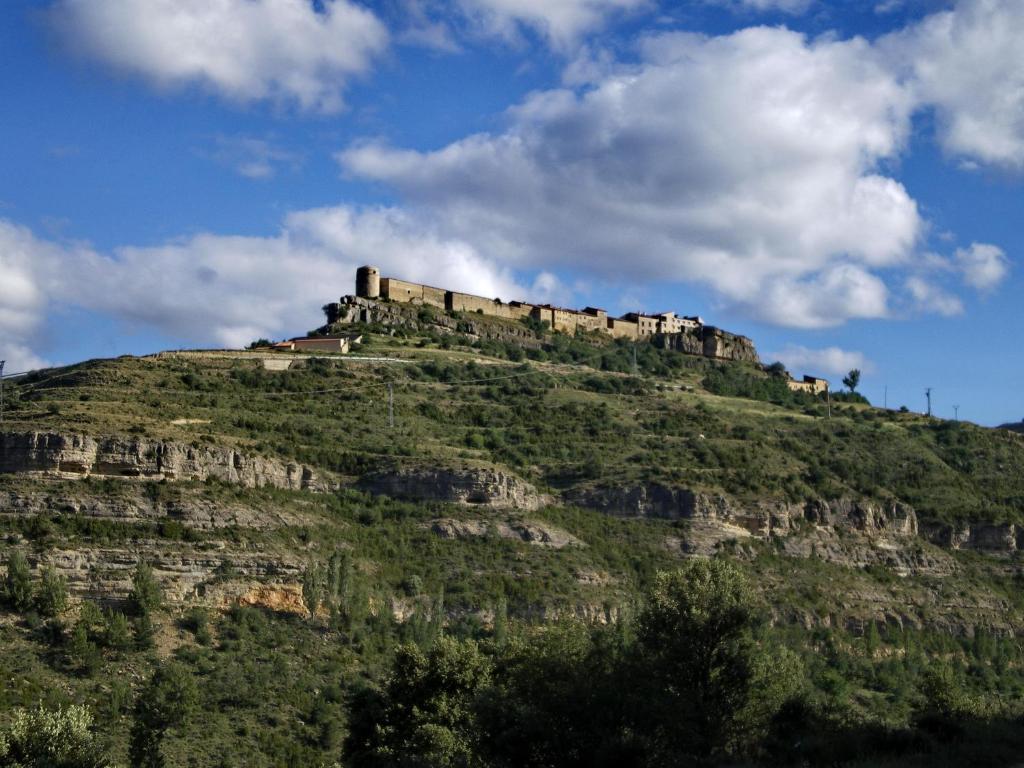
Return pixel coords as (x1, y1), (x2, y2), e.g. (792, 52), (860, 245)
(0, 704), (111, 767)
(128, 562), (163, 616)
(4, 550), (34, 612)
(35, 565), (69, 618)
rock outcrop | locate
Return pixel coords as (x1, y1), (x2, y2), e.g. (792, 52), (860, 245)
(569, 483), (917, 539)
(654, 326), (760, 363)
(427, 517), (583, 548)
(0, 487), (305, 530)
(0, 431), (328, 492)
(920, 521), (1023, 555)
(361, 465), (547, 510)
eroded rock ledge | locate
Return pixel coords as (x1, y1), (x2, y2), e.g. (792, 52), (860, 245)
(567, 483), (918, 538)
(0, 431), (327, 492)
(360, 464), (548, 511)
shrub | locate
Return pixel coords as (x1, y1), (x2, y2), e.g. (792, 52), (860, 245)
(0, 703), (111, 767)
(4, 550), (34, 612)
(35, 565), (69, 618)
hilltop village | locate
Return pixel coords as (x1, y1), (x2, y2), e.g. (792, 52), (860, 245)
(314, 266), (828, 393)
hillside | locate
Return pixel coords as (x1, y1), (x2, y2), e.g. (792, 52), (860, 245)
(3, 323), (1024, 765)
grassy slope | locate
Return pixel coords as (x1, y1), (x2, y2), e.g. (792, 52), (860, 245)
(3, 334), (1024, 764)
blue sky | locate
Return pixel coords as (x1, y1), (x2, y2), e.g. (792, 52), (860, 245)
(1, 0), (1022, 424)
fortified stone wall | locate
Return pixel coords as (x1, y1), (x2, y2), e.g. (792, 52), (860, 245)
(351, 266), (760, 363)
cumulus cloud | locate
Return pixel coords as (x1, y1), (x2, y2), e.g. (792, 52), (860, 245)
(341, 27), (922, 327)
(48, 0), (388, 112)
(768, 345), (875, 377)
(0, 210), (523, 355)
(905, 275), (964, 316)
(883, 0), (1024, 169)
(955, 242), (1009, 291)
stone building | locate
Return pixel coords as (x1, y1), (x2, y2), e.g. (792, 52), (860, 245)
(348, 265), (752, 358)
(786, 375), (829, 395)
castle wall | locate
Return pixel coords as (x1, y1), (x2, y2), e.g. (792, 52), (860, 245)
(421, 285), (447, 310)
(509, 302), (535, 320)
(551, 308), (582, 334)
(577, 309), (606, 333)
(381, 277), (423, 304)
(449, 291), (500, 315)
(347, 267), (756, 361)
(607, 318), (639, 339)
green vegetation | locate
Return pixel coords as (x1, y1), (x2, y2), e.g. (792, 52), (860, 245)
(3, 329), (1024, 764)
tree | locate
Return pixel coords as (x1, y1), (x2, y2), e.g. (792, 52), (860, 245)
(35, 565), (69, 617)
(128, 561), (163, 616)
(302, 562), (325, 620)
(346, 637), (492, 767)
(632, 560), (801, 762)
(4, 550), (33, 612)
(0, 703), (111, 767)
(129, 663), (198, 768)
(842, 368), (861, 393)
(765, 361), (788, 378)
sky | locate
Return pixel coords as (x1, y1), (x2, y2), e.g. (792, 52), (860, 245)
(1, 0), (1022, 425)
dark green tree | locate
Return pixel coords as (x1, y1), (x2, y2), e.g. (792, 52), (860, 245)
(842, 368), (861, 393)
(346, 636), (492, 767)
(632, 560), (801, 762)
(129, 663), (198, 768)
(302, 561), (325, 620)
(35, 565), (69, 617)
(4, 550), (33, 612)
(128, 561), (163, 616)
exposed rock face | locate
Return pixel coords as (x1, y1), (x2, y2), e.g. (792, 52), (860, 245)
(361, 465), (547, 510)
(921, 521), (1022, 555)
(654, 327), (760, 363)
(428, 517), (583, 548)
(0, 431), (328, 492)
(571, 483), (933, 569)
(0, 488), (304, 530)
(13, 544), (305, 608)
(569, 483), (917, 539)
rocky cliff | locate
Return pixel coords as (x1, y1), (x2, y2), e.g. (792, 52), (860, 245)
(0, 431), (328, 492)
(360, 464), (548, 510)
(654, 326), (760, 363)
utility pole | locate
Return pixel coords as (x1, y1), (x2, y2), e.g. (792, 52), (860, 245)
(826, 387), (831, 420)
(0, 360), (5, 424)
(953, 404), (960, 422)
(632, 343), (638, 376)
(387, 382), (394, 429)
(884, 385), (888, 411)
(925, 387), (932, 418)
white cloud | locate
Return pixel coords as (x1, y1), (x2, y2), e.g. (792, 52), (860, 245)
(341, 27), (922, 328)
(453, 0), (648, 48)
(769, 345), (875, 377)
(49, 0), (388, 112)
(905, 275), (964, 316)
(704, 0), (814, 15)
(205, 136), (304, 180)
(883, 0), (1024, 169)
(955, 242), (1009, 291)
(0, 210), (523, 354)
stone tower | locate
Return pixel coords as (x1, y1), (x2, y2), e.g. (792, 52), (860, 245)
(356, 265), (380, 299)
